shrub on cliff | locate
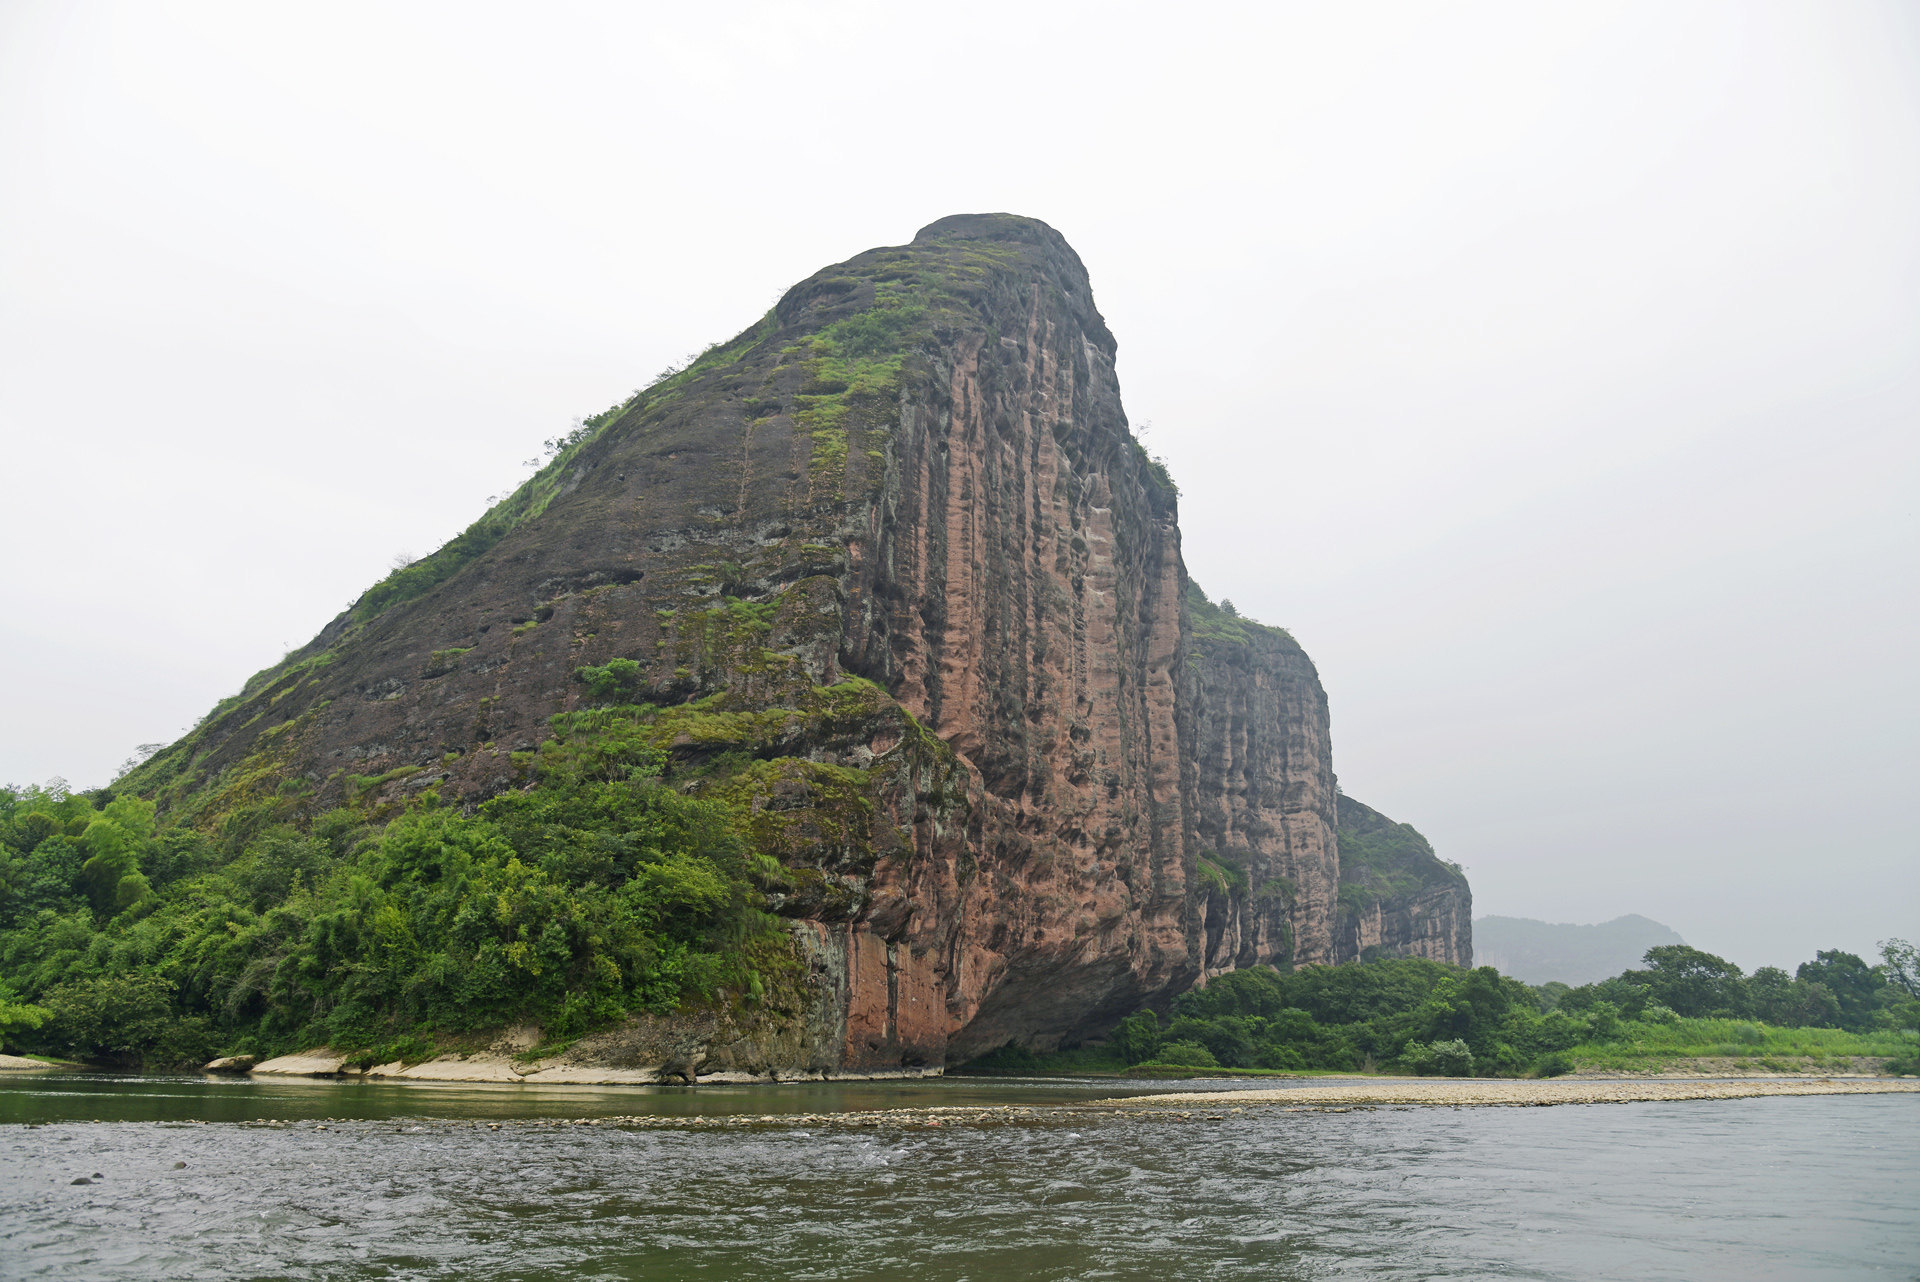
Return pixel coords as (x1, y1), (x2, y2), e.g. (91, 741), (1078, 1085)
(574, 658), (643, 704)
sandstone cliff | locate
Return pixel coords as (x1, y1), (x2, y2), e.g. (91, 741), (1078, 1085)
(127, 213), (1471, 1071)
(1332, 795), (1473, 967)
(1182, 586), (1339, 975)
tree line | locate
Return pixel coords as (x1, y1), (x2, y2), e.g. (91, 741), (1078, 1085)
(974, 940), (1920, 1079)
(3, 734), (1914, 1080)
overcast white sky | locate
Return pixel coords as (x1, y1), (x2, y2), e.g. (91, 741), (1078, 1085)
(2, 1), (1914, 971)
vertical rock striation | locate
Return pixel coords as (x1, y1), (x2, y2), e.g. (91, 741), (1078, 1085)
(130, 213), (1471, 1071)
(1180, 587), (1342, 976)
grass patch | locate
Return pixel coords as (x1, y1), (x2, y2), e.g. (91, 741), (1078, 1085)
(1562, 1018), (1907, 1072)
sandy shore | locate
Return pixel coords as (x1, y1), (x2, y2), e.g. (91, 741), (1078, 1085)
(1113, 1076), (1920, 1110)
(246, 1048), (945, 1084)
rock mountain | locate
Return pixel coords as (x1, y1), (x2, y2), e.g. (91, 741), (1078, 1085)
(131, 213), (1471, 1072)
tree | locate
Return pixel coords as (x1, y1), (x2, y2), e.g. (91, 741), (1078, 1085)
(0, 997), (50, 1052)
(1110, 1011), (1161, 1064)
(111, 743), (167, 784)
(1154, 1040), (1218, 1068)
(78, 797), (157, 917)
(1783, 979), (1843, 1029)
(1795, 950), (1887, 1033)
(44, 973), (178, 1061)
(1880, 939), (1919, 1000)
(1403, 1038), (1474, 1077)
(1748, 967), (1797, 1024)
(1582, 1001), (1625, 1042)
(1635, 945), (1748, 1017)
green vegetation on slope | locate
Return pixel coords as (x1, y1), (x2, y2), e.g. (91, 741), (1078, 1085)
(353, 320), (779, 627)
(962, 940), (1920, 1079)
(1335, 796), (1467, 920)
(1184, 581), (1293, 646)
(0, 713), (806, 1069)
(113, 320), (795, 818)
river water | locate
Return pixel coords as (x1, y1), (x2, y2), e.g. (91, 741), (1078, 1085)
(2, 1072), (1915, 1279)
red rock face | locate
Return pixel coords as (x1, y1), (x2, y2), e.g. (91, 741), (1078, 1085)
(845, 221), (1197, 1060)
(145, 213), (1470, 1070)
(1182, 611), (1343, 974)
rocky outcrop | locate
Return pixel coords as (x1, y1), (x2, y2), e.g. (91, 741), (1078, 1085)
(251, 1050), (360, 1077)
(1332, 795), (1472, 966)
(200, 1055), (256, 1074)
(128, 213), (1471, 1070)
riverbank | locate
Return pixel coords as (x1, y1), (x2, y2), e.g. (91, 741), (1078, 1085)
(675, 1075), (1920, 1129)
(184, 1074), (1918, 1133)
(1114, 1076), (1920, 1111)
(238, 1045), (1916, 1096)
(0, 1054), (88, 1072)
(964, 1055), (1907, 1081)
(6, 1062), (1917, 1134)
(245, 1047), (944, 1085)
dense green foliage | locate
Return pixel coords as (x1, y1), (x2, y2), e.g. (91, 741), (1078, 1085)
(0, 716), (791, 1068)
(1130, 960), (1603, 1077)
(1552, 943), (1917, 1035)
(966, 939), (1920, 1079)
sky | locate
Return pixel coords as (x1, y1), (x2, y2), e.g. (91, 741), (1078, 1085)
(1, 1), (1914, 972)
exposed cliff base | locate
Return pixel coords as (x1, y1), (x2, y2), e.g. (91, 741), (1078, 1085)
(119, 213), (1472, 1071)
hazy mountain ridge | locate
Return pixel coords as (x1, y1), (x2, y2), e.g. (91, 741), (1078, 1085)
(1477, 913), (1685, 986)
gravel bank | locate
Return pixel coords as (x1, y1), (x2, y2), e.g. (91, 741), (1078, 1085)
(1115, 1077), (1920, 1109)
(181, 1078), (1919, 1139)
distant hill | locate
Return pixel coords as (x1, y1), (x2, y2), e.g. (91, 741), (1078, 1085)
(1474, 914), (1687, 986)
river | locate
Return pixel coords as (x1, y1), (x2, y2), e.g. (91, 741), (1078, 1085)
(3, 1072), (1915, 1279)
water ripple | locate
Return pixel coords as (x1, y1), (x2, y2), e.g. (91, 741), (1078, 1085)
(1, 1088), (1915, 1279)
